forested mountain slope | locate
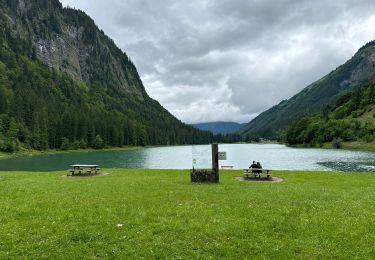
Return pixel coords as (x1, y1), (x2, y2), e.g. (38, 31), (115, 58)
(239, 41), (375, 139)
(0, 0), (213, 152)
(285, 83), (375, 146)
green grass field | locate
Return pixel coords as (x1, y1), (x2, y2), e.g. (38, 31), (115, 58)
(1, 169), (375, 259)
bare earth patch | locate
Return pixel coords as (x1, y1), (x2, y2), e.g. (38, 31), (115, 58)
(64, 172), (110, 178)
(235, 176), (283, 183)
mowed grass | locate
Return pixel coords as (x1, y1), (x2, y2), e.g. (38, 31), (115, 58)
(1, 169), (375, 259)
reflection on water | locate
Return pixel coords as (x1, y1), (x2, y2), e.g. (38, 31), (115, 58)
(0, 144), (373, 172)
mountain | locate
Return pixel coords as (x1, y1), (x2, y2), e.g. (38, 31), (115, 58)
(0, 0), (213, 152)
(239, 41), (375, 139)
(192, 122), (246, 134)
(285, 83), (374, 145)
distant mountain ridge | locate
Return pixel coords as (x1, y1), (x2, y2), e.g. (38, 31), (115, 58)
(239, 41), (375, 139)
(192, 122), (246, 134)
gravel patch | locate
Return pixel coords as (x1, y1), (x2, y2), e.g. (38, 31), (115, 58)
(64, 172), (110, 178)
(235, 176), (283, 183)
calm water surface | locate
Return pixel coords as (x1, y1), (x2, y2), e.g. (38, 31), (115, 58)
(0, 144), (374, 172)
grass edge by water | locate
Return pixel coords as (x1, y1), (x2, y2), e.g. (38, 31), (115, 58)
(0, 146), (142, 161)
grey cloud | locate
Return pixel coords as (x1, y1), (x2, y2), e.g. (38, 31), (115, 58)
(60, 0), (375, 123)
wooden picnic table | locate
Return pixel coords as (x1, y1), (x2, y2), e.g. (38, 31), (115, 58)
(69, 164), (101, 176)
(243, 168), (272, 179)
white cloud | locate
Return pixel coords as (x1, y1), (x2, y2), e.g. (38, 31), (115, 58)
(59, 0), (375, 123)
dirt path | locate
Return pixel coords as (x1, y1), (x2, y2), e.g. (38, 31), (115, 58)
(64, 172), (110, 178)
(235, 176), (283, 183)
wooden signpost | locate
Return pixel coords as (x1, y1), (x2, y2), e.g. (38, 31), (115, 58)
(191, 143), (220, 183)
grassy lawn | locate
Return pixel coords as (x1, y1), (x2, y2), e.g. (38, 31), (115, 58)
(1, 169), (375, 259)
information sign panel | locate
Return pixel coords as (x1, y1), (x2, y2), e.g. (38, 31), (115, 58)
(218, 152), (227, 160)
(192, 145), (211, 169)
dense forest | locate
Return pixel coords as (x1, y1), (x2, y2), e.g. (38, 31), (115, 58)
(0, 0), (215, 152)
(284, 83), (375, 146)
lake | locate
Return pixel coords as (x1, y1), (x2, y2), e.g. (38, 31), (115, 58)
(0, 144), (374, 172)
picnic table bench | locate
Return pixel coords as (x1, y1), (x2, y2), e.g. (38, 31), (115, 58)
(68, 164), (101, 176)
(243, 168), (272, 180)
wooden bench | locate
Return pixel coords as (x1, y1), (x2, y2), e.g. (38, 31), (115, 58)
(68, 164), (101, 176)
(243, 168), (272, 180)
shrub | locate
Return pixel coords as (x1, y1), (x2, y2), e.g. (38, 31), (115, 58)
(3, 138), (19, 152)
(93, 135), (104, 149)
(71, 140), (81, 150)
(364, 134), (374, 143)
(332, 138), (343, 149)
(60, 137), (71, 150)
(78, 139), (87, 149)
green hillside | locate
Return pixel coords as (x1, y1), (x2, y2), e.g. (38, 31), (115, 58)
(285, 83), (375, 146)
(0, 0), (213, 152)
(240, 41), (375, 140)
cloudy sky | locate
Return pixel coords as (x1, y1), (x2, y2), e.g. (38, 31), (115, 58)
(60, 0), (375, 124)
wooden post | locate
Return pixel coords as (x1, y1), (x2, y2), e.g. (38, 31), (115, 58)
(212, 143), (219, 182)
(190, 144), (219, 183)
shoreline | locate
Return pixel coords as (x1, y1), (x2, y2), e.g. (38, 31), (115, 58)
(0, 146), (143, 161)
(0, 141), (374, 162)
(0, 142), (276, 161)
(287, 141), (375, 152)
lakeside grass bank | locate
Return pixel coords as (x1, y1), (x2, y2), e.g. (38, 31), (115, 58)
(288, 141), (375, 152)
(0, 146), (142, 161)
(1, 169), (375, 258)
(324, 141), (375, 152)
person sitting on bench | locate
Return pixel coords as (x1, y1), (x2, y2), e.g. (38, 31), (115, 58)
(256, 162), (262, 173)
(250, 161), (258, 173)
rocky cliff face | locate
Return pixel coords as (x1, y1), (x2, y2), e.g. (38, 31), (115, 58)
(36, 29), (88, 81)
(239, 41), (375, 139)
(0, 0), (144, 99)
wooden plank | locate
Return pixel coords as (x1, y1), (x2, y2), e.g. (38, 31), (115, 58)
(71, 164), (99, 168)
(243, 168), (272, 179)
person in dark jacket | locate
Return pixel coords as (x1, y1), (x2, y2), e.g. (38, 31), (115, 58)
(250, 161), (258, 173)
(256, 162), (262, 173)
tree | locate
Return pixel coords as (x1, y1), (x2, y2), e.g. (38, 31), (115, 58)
(60, 137), (71, 150)
(93, 134), (104, 149)
(332, 138), (342, 149)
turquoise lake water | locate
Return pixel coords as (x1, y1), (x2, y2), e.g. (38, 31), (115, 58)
(0, 144), (374, 172)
